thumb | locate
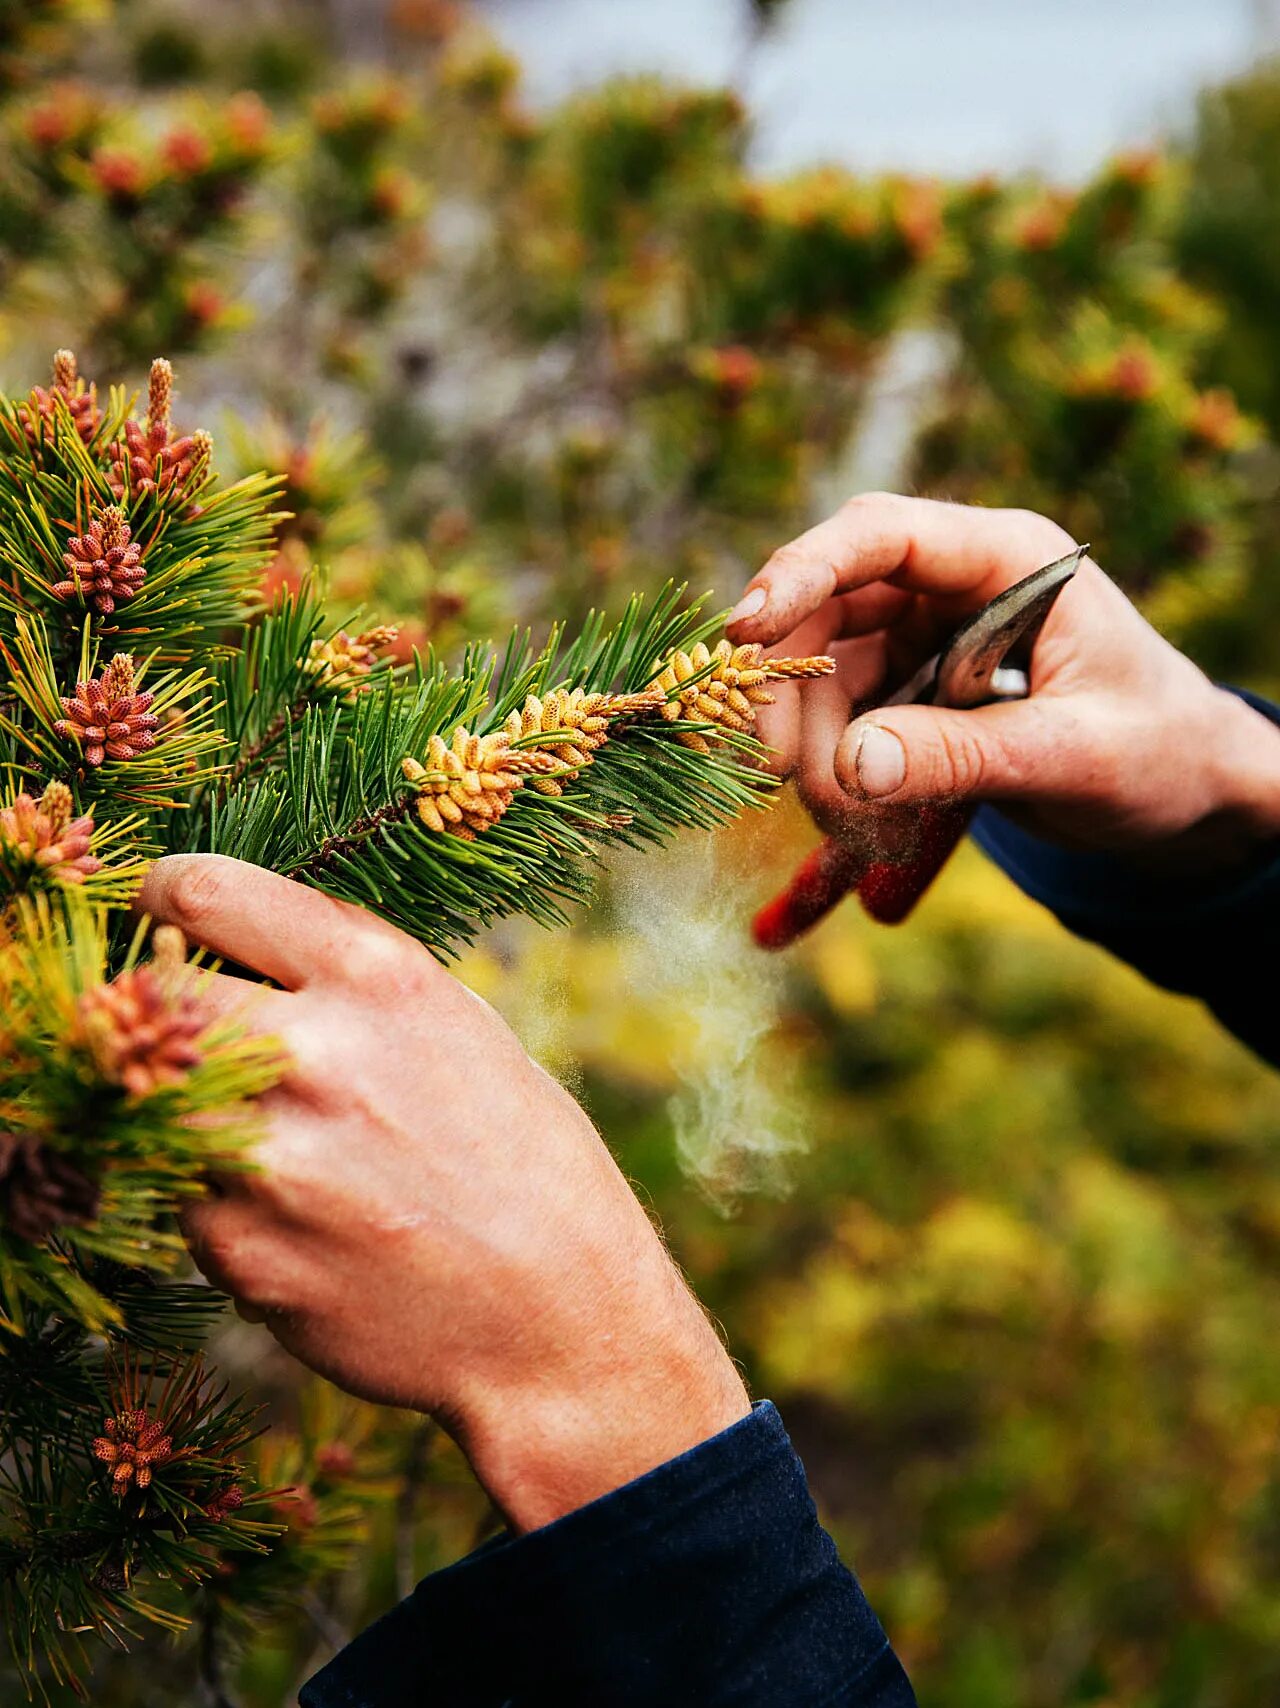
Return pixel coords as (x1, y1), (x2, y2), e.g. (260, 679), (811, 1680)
(833, 699), (1068, 807)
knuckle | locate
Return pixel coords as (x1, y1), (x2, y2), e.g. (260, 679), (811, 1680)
(836, 492), (909, 565)
(930, 722), (991, 798)
(253, 1131), (320, 1212)
(761, 539), (815, 580)
(1004, 508), (1077, 560)
(841, 489), (901, 515)
(342, 927), (432, 1000)
(275, 1021), (330, 1092)
(157, 856), (230, 937)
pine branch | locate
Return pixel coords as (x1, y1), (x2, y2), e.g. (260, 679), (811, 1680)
(0, 893), (282, 1332)
(202, 580), (398, 801)
(0, 776), (149, 911)
(206, 584), (811, 957)
(1, 1348), (283, 1694)
(0, 618), (223, 824)
(0, 373), (281, 665)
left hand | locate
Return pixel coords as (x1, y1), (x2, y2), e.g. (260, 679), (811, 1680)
(138, 855), (751, 1534)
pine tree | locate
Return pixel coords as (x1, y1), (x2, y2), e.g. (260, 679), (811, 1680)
(0, 350), (830, 1697)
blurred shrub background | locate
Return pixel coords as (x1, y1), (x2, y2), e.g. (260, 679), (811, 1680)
(2, 1), (1278, 1703)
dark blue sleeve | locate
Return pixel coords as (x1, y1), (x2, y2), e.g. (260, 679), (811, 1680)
(300, 1400), (915, 1708)
(972, 690), (1280, 1068)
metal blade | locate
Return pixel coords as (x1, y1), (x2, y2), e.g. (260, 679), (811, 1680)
(930, 546), (1085, 711)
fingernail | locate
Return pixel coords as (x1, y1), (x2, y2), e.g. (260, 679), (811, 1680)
(726, 584), (767, 626)
(854, 725), (906, 798)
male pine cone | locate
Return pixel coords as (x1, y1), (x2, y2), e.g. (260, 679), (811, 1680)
(503, 687), (664, 795)
(402, 729), (560, 837)
(0, 781), (100, 886)
(54, 655), (160, 767)
(649, 640), (834, 752)
(106, 357), (209, 502)
(55, 505), (146, 616)
(20, 348), (101, 446)
(76, 936), (204, 1098)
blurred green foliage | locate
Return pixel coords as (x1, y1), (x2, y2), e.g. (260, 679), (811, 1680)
(0, 3), (1277, 1704)
(1173, 56), (1280, 681)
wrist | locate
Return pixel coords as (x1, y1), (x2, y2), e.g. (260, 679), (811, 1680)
(1194, 689), (1280, 858)
(452, 1284), (751, 1535)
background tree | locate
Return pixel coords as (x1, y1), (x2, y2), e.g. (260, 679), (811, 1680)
(1, 4), (1277, 1705)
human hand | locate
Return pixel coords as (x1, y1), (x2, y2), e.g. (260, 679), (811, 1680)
(138, 855), (750, 1534)
(726, 493), (1280, 870)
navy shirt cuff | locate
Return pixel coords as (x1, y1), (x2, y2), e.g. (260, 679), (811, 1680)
(301, 1400), (915, 1708)
(972, 689), (1280, 1064)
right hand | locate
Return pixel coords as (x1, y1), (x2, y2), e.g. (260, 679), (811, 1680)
(726, 493), (1280, 871)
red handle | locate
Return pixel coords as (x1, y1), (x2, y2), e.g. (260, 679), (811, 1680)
(854, 805), (970, 924)
(753, 805), (971, 948)
(751, 837), (867, 949)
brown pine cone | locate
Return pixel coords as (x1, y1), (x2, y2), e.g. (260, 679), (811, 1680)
(203, 1483), (246, 1523)
(54, 505), (146, 616)
(53, 654), (160, 767)
(0, 1132), (99, 1244)
(106, 420), (209, 501)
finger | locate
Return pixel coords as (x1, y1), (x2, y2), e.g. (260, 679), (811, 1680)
(189, 966), (289, 1028)
(753, 679), (800, 777)
(727, 494), (1078, 646)
(833, 697), (1081, 808)
(753, 602), (848, 774)
(790, 638), (893, 837)
(138, 854), (417, 993)
(182, 1193), (258, 1293)
(798, 666), (863, 835)
(786, 636), (928, 860)
(766, 584), (911, 651)
(182, 1193), (291, 1312)
(748, 594), (847, 768)
(832, 582), (914, 638)
(829, 634), (892, 711)
(882, 594), (955, 687)
(752, 838), (869, 950)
